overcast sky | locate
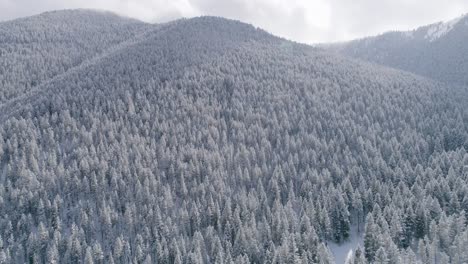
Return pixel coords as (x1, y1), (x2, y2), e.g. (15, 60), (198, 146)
(1, 0), (467, 43)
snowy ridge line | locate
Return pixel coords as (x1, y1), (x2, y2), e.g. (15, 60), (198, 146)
(425, 16), (463, 41)
(0, 18), (269, 124)
(0, 24), (160, 124)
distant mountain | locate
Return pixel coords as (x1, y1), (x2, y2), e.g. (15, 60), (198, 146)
(326, 14), (468, 86)
(0, 9), (148, 104)
(1, 10), (468, 264)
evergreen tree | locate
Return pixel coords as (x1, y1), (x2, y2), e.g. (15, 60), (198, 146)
(374, 247), (388, 264)
(364, 214), (379, 262)
(354, 245), (367, 264)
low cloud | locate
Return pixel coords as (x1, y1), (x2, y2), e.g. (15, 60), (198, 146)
(1, 0), (467, 43)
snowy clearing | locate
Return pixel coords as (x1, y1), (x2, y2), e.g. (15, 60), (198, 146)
(329, 225), (364, 264)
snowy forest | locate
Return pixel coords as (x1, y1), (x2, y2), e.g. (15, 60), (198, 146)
(1, 10), (468, 264)
(326, 14), (468, 87)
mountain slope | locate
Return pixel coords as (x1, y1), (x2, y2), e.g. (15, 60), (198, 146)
(0, 9), (149, 104)
(0, 13), (468, 264)
(326, 14), (468, 86)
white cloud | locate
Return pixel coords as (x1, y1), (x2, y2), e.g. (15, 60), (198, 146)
(0, 0), (467, 43)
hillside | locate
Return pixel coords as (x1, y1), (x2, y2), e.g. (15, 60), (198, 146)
(326, 14), (468, 86)
(1, 11), (468, 264)
(0, 9), (148, 104)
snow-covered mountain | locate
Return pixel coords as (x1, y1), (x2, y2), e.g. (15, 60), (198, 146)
(1, 10), (468, 264)
(424, 15), (465, 41)
(0, 9), (148, 104)
(326, 14), (468, 86)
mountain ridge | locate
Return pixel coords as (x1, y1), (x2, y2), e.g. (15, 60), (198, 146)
(324, 13), (468, 86)
(0, 10), (468, 264)
(0, 9), (149, 104)
(1, 13), (450, 124)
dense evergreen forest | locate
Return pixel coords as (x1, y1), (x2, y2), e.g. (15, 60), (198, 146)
(1, 10), (468, 264)
(0, 10), (148, 104)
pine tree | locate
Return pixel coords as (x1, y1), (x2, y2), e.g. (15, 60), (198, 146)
(401, 209), (414, 249)
(84, 246), (94, 264)
(317, 243), (334, 264)
(364, 214), (378, 262)
(113, 237), (123, 263)
(414, 206), (427, 240)
(93, 242), (104, 264)
(418, 239), (428, 264)
(354, 245), (367, 264)
(0, 249), (8, 264)
(46, 243), (59, 264)
(374, 247), (388, 264)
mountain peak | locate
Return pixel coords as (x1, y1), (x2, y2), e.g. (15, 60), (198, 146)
(160, 15), (278, 46)
(325, 13), (468, 86)
(424, 14), (467, 41)
(5, 8), (142, 25)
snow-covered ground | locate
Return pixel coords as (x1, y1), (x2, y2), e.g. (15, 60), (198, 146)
(328, 225), (364, 264)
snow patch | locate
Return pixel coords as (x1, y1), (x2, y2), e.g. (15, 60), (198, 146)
(344, 250), (353, 264)
(425, 16), (462, 41)
(329, 225), (364, 264)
